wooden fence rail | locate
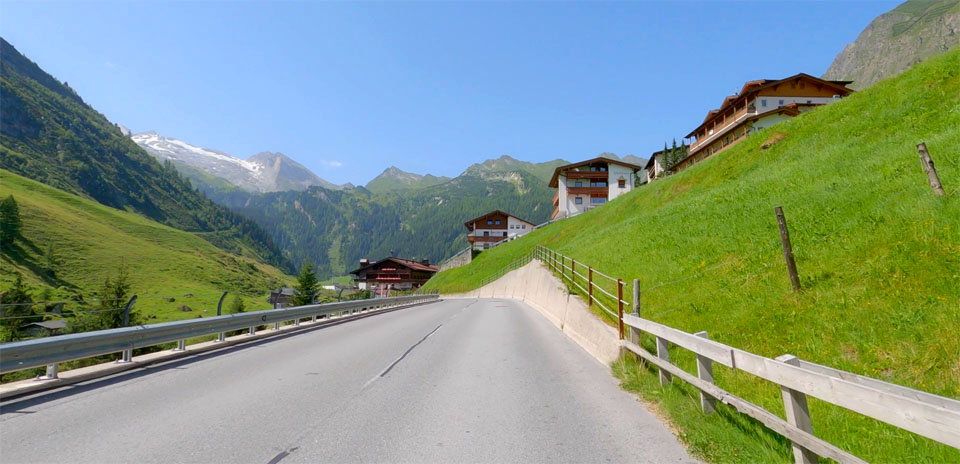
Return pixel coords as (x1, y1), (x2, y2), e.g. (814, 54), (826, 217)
(524, 245), (960, 463)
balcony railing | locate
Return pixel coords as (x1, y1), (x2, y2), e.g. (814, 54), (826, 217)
(467, 235), (508, 243)
(566, 186), (608, 195)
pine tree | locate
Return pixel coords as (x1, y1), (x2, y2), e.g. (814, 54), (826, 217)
(229, 295), (246, 313)
(293, 263), (319, 306)
(0, 195), (22, 250)
(0, 273), (32, 341)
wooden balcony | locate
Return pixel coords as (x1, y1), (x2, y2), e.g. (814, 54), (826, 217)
(566, 171), (609, 180)
(566, 186), (608, 195)
(467, 235), (508, 244)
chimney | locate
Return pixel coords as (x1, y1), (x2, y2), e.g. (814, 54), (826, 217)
(421, 259), (430, 266)
(360, 258), (369, 265)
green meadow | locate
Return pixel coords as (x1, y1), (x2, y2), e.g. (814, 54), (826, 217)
(425, 48), (960, 462)
(1, 170), (292, 324)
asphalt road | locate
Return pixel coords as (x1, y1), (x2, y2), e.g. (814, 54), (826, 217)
(0, 298), (696, 463)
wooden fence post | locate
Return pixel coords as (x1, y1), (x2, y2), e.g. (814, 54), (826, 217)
(571, 259), (577, 287)
(617, 279), (625, 340)
(629, 278), (643, 349)
(775, 206), (801, 293)
(777, 354), (818, 464)
(695, 331), (716, 414)
(916, 143), (945, 196)
(588, 267), (594, 307)
(656, 336), (671, 386)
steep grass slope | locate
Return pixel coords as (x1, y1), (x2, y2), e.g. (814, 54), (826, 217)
(425, 49), (960, 462)
(0, 170), (291, 323)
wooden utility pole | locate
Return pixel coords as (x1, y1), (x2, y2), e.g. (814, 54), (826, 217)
(916, 143), (945, 196)
(775, 206), (801, 293)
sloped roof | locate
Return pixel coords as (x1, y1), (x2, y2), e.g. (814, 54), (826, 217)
(463, 210), (535, 229)
(548, 157), (644, 188)
(686, 73), (853, 138)
(350, 257), (440, 275)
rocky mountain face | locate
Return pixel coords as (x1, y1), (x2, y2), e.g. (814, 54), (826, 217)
(365, 166), (451, 193)
(132, 132), (346, 193)
(823, 0), (960, 89)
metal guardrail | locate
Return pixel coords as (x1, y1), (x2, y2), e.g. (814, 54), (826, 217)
(0, 294), (439, 375)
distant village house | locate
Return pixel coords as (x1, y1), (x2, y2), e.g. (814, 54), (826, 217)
(549, 157), (643, 219)
(464, 210), (536, 250)
(350, 257), (439, 294)
(676, 73), (853, 173)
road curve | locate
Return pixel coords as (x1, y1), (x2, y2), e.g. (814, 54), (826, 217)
(0, 298), (697, 463)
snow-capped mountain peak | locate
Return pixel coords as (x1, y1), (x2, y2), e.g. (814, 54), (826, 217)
(131, 132), (343, 192)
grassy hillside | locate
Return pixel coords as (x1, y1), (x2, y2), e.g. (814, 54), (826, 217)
(0, 170), (291, 325)
(425, 48), (960, 462)
(0, 37), (293, 272)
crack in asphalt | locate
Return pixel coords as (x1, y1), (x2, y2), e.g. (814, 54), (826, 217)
(376, 324), (443, 381)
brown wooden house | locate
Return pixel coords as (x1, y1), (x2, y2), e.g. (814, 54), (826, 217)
(350, 257), (439, 293)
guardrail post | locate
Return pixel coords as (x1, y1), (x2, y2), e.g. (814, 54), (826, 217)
(174, 339), (186, 351)
(694, 331), (716, 414)
(274, 321), (281, 331)
(588, 267), (593, 308)
(656, 336), (671, 386)
(776, 354), (818, 464)
(120, 348), (132, 363)
(617, 279), (625, 340)
(38, 363), (58, 380)
(248, 326), (255, 335)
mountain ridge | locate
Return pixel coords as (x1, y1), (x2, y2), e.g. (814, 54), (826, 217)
(132, 131), (347, 193)
(0, 37), (293, 272)
(823, 0), (960, 89)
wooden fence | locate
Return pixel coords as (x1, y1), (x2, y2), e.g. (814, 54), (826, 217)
(528, 245), (960, 463)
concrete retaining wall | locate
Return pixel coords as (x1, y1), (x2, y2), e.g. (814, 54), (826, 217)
(443, 261), (621, 364)
(438, 248), (472, 271)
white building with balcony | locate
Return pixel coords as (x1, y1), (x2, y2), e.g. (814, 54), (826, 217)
(548, 157), (643, 219)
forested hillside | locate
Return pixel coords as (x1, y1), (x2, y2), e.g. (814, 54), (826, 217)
(0, 38), (293, 272)
(218, 169), (554, 278)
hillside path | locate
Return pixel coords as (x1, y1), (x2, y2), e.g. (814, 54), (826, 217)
(0, 298), (697, 463)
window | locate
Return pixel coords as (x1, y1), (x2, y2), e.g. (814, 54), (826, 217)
(575, 197), (583, 205)
(495, 219), (501, 225)
(483, 244), (489, 249)
(806, 100), (812, 104)
(521, 225), (526, 229)
(600, 167), (607, 172)
(575, 181), (583, 187)
(483, 231), (489, 236)
(591, 197), (606, 204)
(487, 220), (492, 225)
(503, 232), (508, 237)
(833, 95), (841, 100)
(761, 99), (767, 107)
(590, 167), (597, 172)
(778, 99), (784, 106)
(591, 181), (607, 187)
(618, 178), (626, 188)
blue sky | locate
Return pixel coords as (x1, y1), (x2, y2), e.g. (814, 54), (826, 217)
(2, 1), (897, 186)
